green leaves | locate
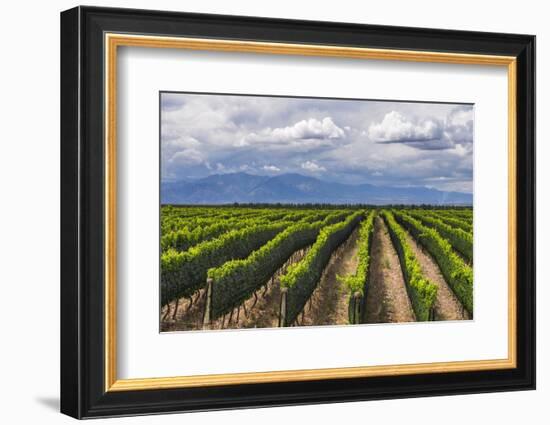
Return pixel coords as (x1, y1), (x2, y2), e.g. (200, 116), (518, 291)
(337, 210), (376, 295)
(393, 211), (473, 315)
(337, 210), (375, 324)
(160, 206), (474, 325)
(281, 211), (364, 325)
(160, 221), (289, 305)
(408, 210), (473, 263)
(160, 208), (322, 252)
(425, 210), (472, 233)
(207, 212), (350, 319)
(382, 211), (438, 321)
(160, 207), (350, 307)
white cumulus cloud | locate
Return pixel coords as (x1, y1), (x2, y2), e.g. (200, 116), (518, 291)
(368, 108), (473, 151)
(170, 148), (205, 165)
(262, 165), (281, 172)
(243, 117), (346, 148)
(162, 135), (207, 166)
(368, 111), (443, 143)
(301, 161), (326, 173)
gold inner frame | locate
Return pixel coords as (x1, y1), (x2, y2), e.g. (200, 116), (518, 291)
(104, 33), (517, 392)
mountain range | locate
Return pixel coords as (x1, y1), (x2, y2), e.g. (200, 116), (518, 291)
(161, 172), (472, 205)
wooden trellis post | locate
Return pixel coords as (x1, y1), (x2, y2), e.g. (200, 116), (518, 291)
(352, 291), (362, 324)
(202, 277), (213, 330)
(278, 288), (288, 327)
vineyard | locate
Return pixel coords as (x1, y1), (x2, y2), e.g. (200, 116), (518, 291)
(160, 205), (473, 331)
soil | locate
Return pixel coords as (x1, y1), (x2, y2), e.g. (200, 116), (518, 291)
(298, 227), (361, 327)
(403, 231), (470, 321)
(364, 217), (416, 323)
(160, 290), (206, 332)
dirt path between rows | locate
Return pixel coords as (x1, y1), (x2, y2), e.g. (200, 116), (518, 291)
(403, 231), (470, 321)
(297, 227), (361, 327)
(364, 217), (416, 323)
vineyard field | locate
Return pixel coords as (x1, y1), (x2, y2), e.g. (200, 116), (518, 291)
(160, 205), (474, 331)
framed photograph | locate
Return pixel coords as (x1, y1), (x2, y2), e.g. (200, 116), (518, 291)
(60, 6), (535, 419)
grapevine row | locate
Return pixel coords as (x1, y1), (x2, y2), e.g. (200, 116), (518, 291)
(393, 210), (473, 314)
(426, 210), (472, 233)
(161, 221), (291, 306)
(381, 210), (438, 321)
(280, 211), (364, 326)
(337, 210), (376, 324)
(161, 211), (327, 253)
(161, 218), (260, 252)
(438, 208), (473, 220)
(407, 210), (473, 263)
(205, 212), (349, 320)
(161, 209), (287, 234)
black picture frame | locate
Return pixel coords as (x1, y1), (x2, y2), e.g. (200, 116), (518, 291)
(60, 5), (535, 419)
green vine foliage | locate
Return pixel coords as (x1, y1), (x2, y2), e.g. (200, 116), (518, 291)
(161, 221), (290, 306)
(207, 212), (349, 319)
(408, 210), (473, 263)
(393, 211), (473, 315)
(161, 218), (259, 252)
(160, 209), (326, 252)
(431, 208), (472, 220)
(337, 210), (376, 295)
(281, 211), (364, 325)
(425, 210), (472, 233)
(336, 210), (376, 324)
(382, 211), (438, 321)
(161, 207), (265, 234)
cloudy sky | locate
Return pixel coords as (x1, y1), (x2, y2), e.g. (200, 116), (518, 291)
(161, 92), (474, 193)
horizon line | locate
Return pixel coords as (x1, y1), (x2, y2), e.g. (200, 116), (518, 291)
(161, 171), (474, 195)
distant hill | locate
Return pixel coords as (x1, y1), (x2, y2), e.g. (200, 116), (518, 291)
(161, 172), (472, 205)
